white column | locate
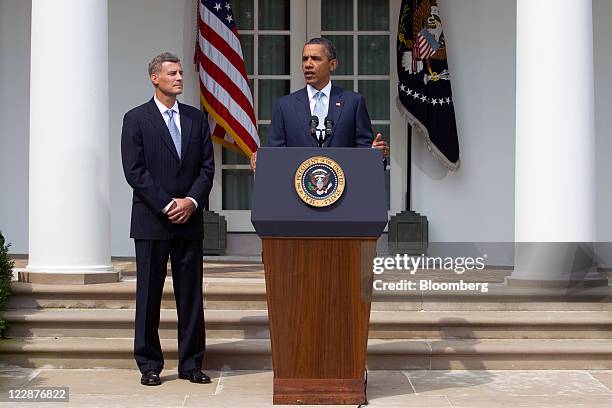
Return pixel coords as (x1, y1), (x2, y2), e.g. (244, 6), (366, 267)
(25, 0), (114, 283)
(510, 0), (602, 286)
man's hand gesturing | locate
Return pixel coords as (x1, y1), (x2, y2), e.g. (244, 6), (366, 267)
(372, 133), (389, 159)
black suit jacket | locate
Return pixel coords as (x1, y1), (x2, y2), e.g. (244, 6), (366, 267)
(121, 98), (214, 240)
(267, 85), (373, 148)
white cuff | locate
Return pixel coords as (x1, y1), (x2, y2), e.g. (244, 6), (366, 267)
(162, 200), (174, 214)
(186, 197), (198, 209)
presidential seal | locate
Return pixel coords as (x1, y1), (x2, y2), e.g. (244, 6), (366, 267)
(294, 156), (346, 207)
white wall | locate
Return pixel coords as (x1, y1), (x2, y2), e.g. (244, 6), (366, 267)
(411, 0), (612, 265)
(0, 0), (30, 253)
(108, 0), (200, 256)
(410, 0), (516, 243)
(1, 0), (611, 259)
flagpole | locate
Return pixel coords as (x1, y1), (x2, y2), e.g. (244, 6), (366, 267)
(406, 123), (412, 211)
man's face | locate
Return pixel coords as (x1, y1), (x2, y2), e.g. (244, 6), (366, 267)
(302, 44), (337, 90)
(151, 61), (183, 96)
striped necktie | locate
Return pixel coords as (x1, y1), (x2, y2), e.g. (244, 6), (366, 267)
(166, 109), (181, 158)
(313, 91), (326, 130)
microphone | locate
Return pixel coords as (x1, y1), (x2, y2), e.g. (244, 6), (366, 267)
(309, 116), (319, 137)
(324, 117), (333, 138)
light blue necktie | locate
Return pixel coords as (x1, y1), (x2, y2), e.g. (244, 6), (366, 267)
(313, 91), (326, 130)
(166, 109), (181, 158)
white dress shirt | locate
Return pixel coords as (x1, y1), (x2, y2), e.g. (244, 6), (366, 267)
(154, 95), (181, 132)
(307, 81), (332, 129)
(153, 96), (198, 213)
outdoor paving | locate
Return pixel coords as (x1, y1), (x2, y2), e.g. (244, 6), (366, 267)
(1, 367), (612, 407)
(5, 257), (611, 407)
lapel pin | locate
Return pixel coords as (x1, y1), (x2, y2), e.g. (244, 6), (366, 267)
(335, 102), (341, 107)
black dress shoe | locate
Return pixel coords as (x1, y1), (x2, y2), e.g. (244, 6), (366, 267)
(140, 370), (161, 386)
(178, 369), (212, 384)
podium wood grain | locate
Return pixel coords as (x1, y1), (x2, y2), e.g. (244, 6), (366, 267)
(262, 237), (376, 405)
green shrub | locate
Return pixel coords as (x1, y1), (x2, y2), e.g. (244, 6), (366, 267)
(0, 231), (14, 338)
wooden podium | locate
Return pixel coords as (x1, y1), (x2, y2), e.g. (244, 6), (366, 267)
(252, 148), (387, 405)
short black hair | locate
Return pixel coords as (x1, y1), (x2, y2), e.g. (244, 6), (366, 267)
(304, 37), (337, 60)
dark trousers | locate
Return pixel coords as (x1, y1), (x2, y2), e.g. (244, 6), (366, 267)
(133, 238), (205, 374)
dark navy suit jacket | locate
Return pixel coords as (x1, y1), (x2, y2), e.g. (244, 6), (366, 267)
(121, 98), (214, 240)
(267, 85), (374, 147)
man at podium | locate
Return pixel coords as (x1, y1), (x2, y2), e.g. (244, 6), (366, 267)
(250, 37), (388, 171)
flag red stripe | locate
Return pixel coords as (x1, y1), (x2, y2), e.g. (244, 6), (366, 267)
(199, 68), (258, 145)
(199, 21), (249, 84)
(197, 54), (256, 125)
(213, 124), (226, 138)
(200, 81), (259, 153)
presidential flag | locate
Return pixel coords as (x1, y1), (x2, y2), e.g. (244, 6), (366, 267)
(397, 0), (459, 170)
(195, 0), (259, 157)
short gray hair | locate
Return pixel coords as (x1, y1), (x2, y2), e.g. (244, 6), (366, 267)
(148, 52), (181, 75)
(305, 37), (337, 60)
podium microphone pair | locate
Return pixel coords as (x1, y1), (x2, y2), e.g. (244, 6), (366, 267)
(309, 115), (333, 148)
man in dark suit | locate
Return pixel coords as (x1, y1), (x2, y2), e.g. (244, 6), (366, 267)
(121, 52), (214, 386)
(251, 37), (388, 170)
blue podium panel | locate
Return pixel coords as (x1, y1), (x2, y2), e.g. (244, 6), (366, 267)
(251, 147), (388, 237)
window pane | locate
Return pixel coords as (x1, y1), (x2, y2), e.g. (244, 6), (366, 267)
(358, 0), (389, 31)
(325, 35), (353, 75)
(233, 0), (254, 30)
(322, 0), (353, 31)
(223, 148), (250, 165)
(259, 0), (289, 30)
(333, 80), (354, 91)
(222, 170), (254, 210)
(258, 80), (290, 120)
(258, 124), (270, 146)
(258, 35), (290, 75)
(240, 34), (254, 75)
(359, 80), (389, 120)
(358, 35), (388, 75)
(372, 124), (390, 148)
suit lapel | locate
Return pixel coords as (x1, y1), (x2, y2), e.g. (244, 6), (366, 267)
(145, 98), (180, 162)
(325, 85), (344, 146)
(178, 102), (193, 165)
(293, 88), (317, 147)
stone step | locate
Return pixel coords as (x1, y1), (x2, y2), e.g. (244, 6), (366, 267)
(3, 309), (612, 340)
(8, 280), (612, 311)
(118, 261), (266, 279)
(1, 337), (611, 370)
(7, 280), (268, 310)
(2, 309), (268, 339)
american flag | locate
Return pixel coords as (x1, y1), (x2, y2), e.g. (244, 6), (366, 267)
(195, 0), (259, 157)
